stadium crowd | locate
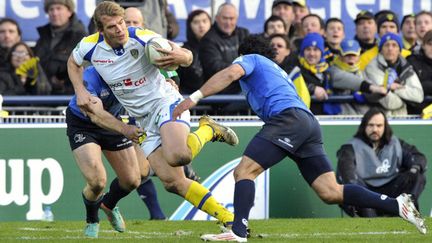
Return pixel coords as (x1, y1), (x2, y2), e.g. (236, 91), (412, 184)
(0, 0), (431, 116)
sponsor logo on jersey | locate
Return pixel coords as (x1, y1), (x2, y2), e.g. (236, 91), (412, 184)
(130, 49), (139, 59)
(93, 59), (114, 64)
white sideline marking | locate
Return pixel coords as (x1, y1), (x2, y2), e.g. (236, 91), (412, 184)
(16, 227), (410, 240)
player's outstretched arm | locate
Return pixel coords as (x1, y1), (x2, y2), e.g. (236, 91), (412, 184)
(172, 64), (245, 119)
(86, 96), (144, 143)
(67, 55), (93, 114)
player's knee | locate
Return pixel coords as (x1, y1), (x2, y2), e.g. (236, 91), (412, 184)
(88, 178), (106, 195)
(166, 151), (192, 167)
(119, 177), (140, 191)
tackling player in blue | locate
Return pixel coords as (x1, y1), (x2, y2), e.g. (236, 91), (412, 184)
(173, 35), (427, 242)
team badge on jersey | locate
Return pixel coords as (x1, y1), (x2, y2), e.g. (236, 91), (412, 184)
(130, 49), (139, 59)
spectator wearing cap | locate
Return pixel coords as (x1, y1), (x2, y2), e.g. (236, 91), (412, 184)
(271, 0), (296, 38)
(354, 11), (378, 53)
(291, 0), (310, 38)
(407, 30), (432, 114)
(365, 33), (423, 116)
(295, 32), (338, 114)
(401, 14), (418, 51)
(330, 39), (387, 115)
(324, 18), (345, 62)
(359, 11), (411, 71)
(413, 11), (432, 53)
(34, 0), (87, 95)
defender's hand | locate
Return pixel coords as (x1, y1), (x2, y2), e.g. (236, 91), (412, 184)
(121, 125), (145, 144)
(172, 98), (196, 120)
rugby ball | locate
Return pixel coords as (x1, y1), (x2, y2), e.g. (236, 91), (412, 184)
(145, 37), (179, 71)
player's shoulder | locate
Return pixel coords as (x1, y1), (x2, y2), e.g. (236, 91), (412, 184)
(129, 27), (161, 43)
(76, 32), (104, 52)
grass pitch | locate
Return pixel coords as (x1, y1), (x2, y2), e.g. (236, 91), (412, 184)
(0, 218), (430, 242)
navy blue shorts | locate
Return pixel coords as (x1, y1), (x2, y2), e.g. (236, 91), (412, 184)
(244, 108), (333, 185)
(66, 108), (133, 151)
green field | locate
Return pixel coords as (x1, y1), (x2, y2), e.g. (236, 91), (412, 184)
(0, 218), (430, 242)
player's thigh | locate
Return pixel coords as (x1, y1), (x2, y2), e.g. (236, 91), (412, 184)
(72, 143), (106, 183)
(160, 121), (190, 154)
(104, 146), (141, 183)
(134, 143), (150, 178)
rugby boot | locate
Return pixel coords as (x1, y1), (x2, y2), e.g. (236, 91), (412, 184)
(100, 204), (126, 232)
(201, 230), (247, 242)
(199, 115), (239, 146)
(84, 223), (99, 238)
(396, 193), (427, 234)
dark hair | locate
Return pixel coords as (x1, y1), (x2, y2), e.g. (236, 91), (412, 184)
(238, 34), (276, 59)
(264, 15), (287, 34)
(301, 13), (325, 30)
(269, 33), (291, 49)
(0, 18), (22, 37)
(415, 10), (432, 24)
(423, 29), (432, 44)
(325, 17), (344, 31)
(354, 107), (393, 146)
(186, 9), (211, 43)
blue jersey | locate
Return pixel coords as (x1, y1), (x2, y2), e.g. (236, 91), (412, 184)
(233, 54), (310, 122)
(68, 66), (123, 120)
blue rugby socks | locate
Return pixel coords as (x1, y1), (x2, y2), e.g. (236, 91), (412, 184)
(102, 178), (131, 210)
(343, 184), (398, 214)
(136, 179), (166, 220)
(82, 193), (103, 223)
(232, 179), (255, 238)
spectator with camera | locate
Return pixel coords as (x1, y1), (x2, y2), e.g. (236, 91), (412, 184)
(337, 108), (427, 217)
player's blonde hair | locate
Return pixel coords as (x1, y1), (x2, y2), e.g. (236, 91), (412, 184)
(93, 1), (125, 31)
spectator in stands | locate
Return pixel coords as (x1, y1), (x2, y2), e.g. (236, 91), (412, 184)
(324, 18), (345, 60)
(330, 39), (387, 115)
(365, 33), (423, 116)
(178, 9), (211, 94)
(0, 18), (21, 70)
(34, 0), (87, 95)
(292, 13), (325, 51)
(262, 15), (287, 38)
(354, 11), (378, 54)
(270, 33), (296, 73)
(271, 0), (296, 38)
(359, 11), (411, 70)
(407, 30), (432, 114)
(0, 42), (51, 95)
(296, 33), (331, 114)
(135, 0), (179, 40)
(199, 3), (249, 94)
(401, 14), (418, 51)
(337, 107), (427, 217)
(124, 6), (145, 28)
(291, 0), (309, 38)
(413, 11), (432, 53)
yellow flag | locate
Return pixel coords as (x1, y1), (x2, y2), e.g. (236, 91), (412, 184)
(289, 67), (311, 108)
